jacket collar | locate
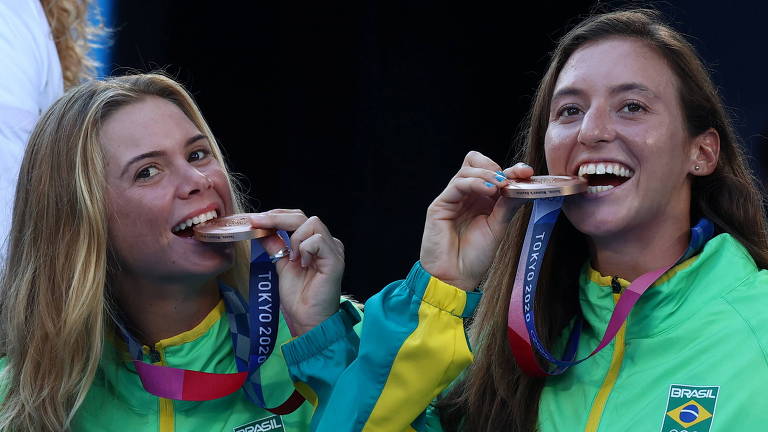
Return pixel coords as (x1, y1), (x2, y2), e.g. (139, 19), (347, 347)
(579, 234), (757, 339)
(100, 299), (296, 414)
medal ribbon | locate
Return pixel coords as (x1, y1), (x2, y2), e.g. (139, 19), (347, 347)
(506, 197), (713, 377)
(116, 231), (304, 414)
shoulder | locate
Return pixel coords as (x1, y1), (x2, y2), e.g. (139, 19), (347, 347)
(720, 270), (768, 341)
(713, 236), (768, 361)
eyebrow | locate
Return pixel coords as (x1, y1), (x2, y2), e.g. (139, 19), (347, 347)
(610, 82), (656, 97)
(551, 82), (656, 104)
(120, 134), (209, 178)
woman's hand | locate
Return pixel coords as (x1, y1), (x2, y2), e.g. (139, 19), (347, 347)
(420, 151), (533, 291)
(247, 210), (344, 337)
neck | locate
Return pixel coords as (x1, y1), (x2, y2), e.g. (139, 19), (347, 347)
(114, 273), (220, 346)
(589, 216), (690, 281)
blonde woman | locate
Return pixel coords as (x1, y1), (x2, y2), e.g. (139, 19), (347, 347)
(0, 73), (354, 431)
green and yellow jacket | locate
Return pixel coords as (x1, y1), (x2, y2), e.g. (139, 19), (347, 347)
(0, 299), (362, 431)
(295, 234), (768, 432)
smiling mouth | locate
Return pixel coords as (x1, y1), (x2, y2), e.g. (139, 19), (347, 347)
(172, 210), (218, 238)
(578, 162), (634, 194)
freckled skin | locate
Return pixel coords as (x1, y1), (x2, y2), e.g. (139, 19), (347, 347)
(101, 97), (234, 285)
(544, 37), (695, 245)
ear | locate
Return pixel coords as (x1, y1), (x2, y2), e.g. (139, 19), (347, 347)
(689, 128), (720, 176)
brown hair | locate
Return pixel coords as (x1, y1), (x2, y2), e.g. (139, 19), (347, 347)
(0, 74), (249, 431)
(439, 9), (768, 431)
(40, 0), (104, 88)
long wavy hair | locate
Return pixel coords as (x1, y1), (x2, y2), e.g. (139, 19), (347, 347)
(439, 9), (768, 431)
(0, 74), (250, 431)
(40, 0), (104, 88)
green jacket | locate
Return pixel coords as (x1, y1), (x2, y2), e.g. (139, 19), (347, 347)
(297, 234), (768, 432)
(0, 299), (362, 431)
(539, 233), (768, 432)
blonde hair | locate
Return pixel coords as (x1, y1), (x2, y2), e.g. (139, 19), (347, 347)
(0, 74), (249, 431)
(40, 0), (104, 88)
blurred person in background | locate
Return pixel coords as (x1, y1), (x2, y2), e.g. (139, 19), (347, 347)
(0, 0), (100, 262)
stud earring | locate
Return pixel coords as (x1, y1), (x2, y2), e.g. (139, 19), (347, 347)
(694, 165), (701, 171)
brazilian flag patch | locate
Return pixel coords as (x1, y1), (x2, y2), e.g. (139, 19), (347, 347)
(660, 384), (719, 432)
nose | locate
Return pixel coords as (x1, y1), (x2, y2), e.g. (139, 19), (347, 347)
(577, 105), (615, 146)
(176, 165), (212, 199)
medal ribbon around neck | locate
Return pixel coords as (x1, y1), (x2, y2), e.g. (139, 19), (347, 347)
(115, 231), (305, 414)
(506, 196), (714, 377)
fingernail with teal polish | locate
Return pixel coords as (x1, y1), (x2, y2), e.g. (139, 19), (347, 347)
(484, 181), (495, 188)
(495, 174), (506, 182)
(496, 170), (508, 178)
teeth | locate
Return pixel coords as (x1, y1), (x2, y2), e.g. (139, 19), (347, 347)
(577, 162), (633, 178)
(172, 210), (218, 233)
(596, 163), (606, 174)
(587, 185), (615, 194)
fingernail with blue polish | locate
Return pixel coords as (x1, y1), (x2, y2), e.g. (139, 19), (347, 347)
(495, 174), (506, 182)
(484, 181), (495, 188)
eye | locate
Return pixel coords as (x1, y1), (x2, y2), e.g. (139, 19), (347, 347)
(621, 101), (647, 113)
(135, 166), (160, 181)
(188, 149), (209, 162)
(557, 104), (582, 118)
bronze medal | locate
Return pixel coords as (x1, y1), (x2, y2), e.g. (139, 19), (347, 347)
(193, 214), (275, 242)
(502, 175), (587, 199)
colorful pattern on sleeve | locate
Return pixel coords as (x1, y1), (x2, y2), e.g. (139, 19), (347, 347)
(295, 262), (478, 432)
(282, 300), (363, 430)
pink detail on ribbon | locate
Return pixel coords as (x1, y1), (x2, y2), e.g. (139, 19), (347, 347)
(133, 361), (248, 401)
(508, 251), (677, 376)
(593, 266), (669, 354)
(134, 361), (185, 400)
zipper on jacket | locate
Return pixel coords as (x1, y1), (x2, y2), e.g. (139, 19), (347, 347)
(149, 347), (162, 364)
(150, 344), (175, 432)
(584, 277), (628, 432)
(610, 276), (622, 294)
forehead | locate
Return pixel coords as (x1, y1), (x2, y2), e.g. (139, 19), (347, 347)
(554, 37), (679, 97)
(100, 96), (200, 159)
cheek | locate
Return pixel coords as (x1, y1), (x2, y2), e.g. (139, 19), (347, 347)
(208, 167), (234, 213)
(544, 126), (573, 173)
(106, 189), (130, 241)
(107, 201), (139, 262)
(107, 189), (168, 250)
(627, 123), (689, 173)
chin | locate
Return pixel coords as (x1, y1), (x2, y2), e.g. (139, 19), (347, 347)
(171, 261), (234, 284)
(192, 252), (235, 277)
(568, 218), (624, 240)
(563, 200), (630, 239)
(166, 245), (235, 281)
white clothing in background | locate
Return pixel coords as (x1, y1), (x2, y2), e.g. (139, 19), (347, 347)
(0, 0), (63, 261)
